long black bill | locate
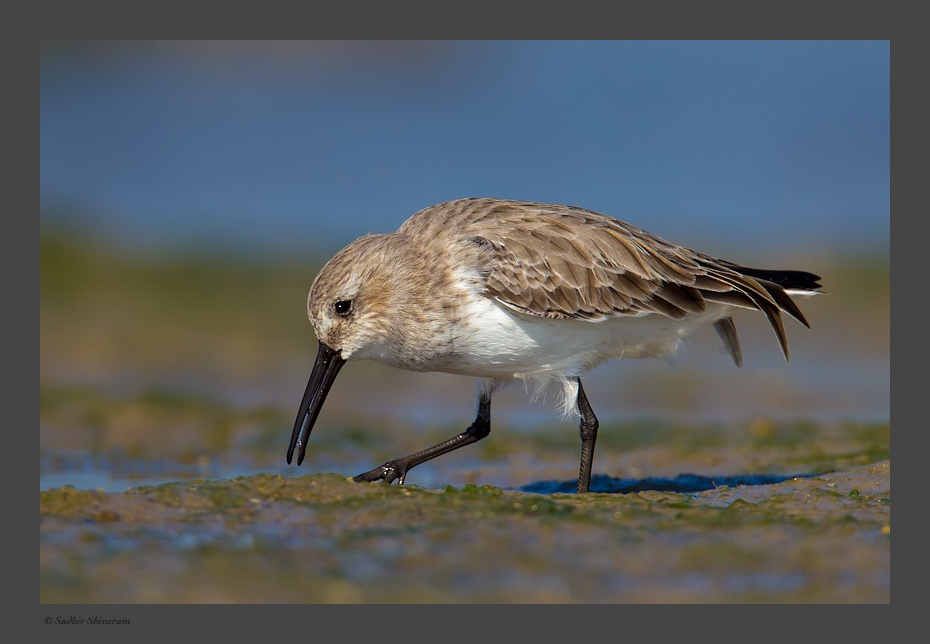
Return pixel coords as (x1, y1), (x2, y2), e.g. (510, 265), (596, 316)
(287, 341), (346, 466)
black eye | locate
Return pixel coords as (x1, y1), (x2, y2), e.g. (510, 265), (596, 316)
(333, 300), (353, 316)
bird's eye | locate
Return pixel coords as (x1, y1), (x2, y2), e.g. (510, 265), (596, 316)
(333, 300), (353, 316)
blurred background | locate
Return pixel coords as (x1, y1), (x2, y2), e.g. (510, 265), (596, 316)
(40, 41), (889, 492)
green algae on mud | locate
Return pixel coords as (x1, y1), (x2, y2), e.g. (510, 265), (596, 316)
(40, 462), (889, 528)
(41, 462), (890, 603)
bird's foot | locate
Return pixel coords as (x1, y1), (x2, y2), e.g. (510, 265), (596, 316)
(353, 461), (408, 485)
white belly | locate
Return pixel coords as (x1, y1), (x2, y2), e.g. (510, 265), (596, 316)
(439, 294), (731, 380)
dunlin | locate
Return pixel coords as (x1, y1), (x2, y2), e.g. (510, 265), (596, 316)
(288, 198), (821, 493)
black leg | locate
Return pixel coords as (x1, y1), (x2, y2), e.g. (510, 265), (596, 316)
(576, 378), (599, 493)
(353, 394), (492, 485)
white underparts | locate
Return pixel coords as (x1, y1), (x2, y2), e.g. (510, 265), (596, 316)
(444, 291), (733, 419)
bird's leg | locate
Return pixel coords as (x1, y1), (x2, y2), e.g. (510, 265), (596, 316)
(576, 378), (599, 493)
(353, 394), (491, 485)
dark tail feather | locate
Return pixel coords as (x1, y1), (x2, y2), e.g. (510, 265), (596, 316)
(719, 262), (822, 292)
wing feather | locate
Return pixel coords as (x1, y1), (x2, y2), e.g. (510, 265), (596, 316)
(713, 317), (743, 368)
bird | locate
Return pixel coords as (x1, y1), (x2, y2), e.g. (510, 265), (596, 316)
(287, 198), (821, 493)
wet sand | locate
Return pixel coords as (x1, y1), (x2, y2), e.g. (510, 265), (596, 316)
(41, 444), (889, 603)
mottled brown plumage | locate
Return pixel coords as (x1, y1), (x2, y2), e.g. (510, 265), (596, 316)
(398, 198), (819, 361)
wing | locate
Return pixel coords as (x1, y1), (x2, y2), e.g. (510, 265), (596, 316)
(401, 199), (821, 361)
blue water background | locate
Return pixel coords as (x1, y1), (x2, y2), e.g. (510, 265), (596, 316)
(41, 40), (889, 256)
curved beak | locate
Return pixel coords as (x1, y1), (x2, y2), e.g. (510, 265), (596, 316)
(287, 341), (346, 466)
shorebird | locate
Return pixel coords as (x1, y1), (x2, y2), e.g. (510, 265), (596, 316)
(287, 198), (821, 493)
